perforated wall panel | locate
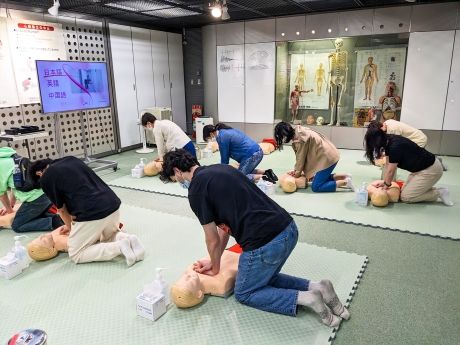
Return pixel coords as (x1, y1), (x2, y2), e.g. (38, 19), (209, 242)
(0, 11), (116, 160)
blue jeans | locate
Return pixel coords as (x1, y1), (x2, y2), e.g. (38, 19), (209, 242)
(234, 221), (309, 316)
(311, 162), (338, 193)
(182, 141), (197, 158)
(238, 148), (264, 181)
(11, 194), (58, 233)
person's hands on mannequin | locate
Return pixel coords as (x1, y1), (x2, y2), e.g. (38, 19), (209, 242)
(59, 225), (70, 235)
(193, 258), (215, 276)
(0, 207), (14, 216)
(287, 170), (296, 177)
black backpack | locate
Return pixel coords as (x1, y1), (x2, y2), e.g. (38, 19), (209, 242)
(12, 154), (39, 192)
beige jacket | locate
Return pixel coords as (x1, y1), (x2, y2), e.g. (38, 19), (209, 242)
(384, 119), (427, 148)
(292, 126), (340, 179)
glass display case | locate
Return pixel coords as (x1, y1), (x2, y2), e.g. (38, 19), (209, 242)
(275, 34), (409, 127)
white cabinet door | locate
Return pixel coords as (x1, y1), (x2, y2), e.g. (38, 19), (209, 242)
(443, 30), (460, 131)
(401, 31), (455, 130)
(109, 24), (140, 148)
(151, 30), (171, 109)
(167, 32), (187, 131)
(132, 27), (156, 116)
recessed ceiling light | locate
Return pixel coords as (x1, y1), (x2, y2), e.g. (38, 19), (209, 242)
(296, 31), (300, 35)
(344, 27), (348, 32)
(281, 32), (285, 36)
(311, 30), (315, 34)
(328, 28), (332, 33)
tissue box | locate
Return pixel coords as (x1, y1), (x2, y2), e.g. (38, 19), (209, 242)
(131, 167), (144, 178)
(136, 293), (166, 321)
(0, 255), (22, 280)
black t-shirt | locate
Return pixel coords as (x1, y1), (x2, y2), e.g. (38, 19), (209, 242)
(385, 135), (435, 173)
(40, 156), (121, 222)
(188, 164), (293, 251)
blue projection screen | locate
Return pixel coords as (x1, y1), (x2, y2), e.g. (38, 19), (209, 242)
(36, 60), (111, 113)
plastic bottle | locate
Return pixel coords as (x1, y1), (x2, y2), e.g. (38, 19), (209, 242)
(12, 163), (22, 186)
(13, 235), (29, 270)
(139, 158), (146, 169)
(155, 268), (170, 306)
(356, 182), (368, 206)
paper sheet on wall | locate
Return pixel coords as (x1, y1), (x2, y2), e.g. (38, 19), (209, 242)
(353, 47), (406, 109)
(7, 18), (66, 105)
(0, 17), (19, 108)
(245, 42), (275, 123)
(289, 53), (329, 110)
(217, 45), (245, 122)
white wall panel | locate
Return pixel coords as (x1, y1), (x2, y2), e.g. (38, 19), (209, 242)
(245, 42), (275, 123)
(109, 23), (140, 148)
(401, 31), (455, 130)
(217, 44), (245, 122)
(443, 30), (460, 131)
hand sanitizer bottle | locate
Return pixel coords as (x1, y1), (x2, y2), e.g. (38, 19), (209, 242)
(356, 182), (368, 206)
(155, 268), (170, 306)
(13, 235), (29, 270)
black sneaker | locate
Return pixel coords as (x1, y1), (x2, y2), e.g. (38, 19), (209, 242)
(262, 175), (276, 184)
(265, 169), (278, 182)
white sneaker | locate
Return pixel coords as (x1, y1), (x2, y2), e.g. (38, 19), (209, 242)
(438, 187), (454, 206)
(345, 177), (355, 192)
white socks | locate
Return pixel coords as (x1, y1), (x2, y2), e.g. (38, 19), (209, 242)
(297, 290), (341, 327)
(309, 280), (350, 320)
(345, 176), (355, 192)
(437, 187), (454, 206)
(128, 234), (145, 261)
(119, 238), (136, 266)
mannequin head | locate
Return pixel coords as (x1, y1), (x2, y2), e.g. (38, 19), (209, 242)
(316, 116), (325, 126)
(370, 189), (389, 207)
(170, 271), (204, 308)
(27, 226), (68, 261)
(144, 161), (163, 176)
(306, 114), (316, 125)
(259, 142), (275, 155)
(280, 173), (297, 193)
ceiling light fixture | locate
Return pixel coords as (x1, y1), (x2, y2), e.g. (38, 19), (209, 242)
(48, 0), (60, 16)
(210, 1), (222, 18)
(221, 0), (230, 20)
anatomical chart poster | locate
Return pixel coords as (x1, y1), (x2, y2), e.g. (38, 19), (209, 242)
(217, 44), (245, 122)
(289, 53), (330, 110)
(0, 18), (19, 108)
(354, 47), (406, 108)
(8, 18), (66, 104)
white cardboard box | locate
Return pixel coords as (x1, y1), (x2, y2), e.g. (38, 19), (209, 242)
(136, 293), (166, 321)
(0, 256), (22, 280)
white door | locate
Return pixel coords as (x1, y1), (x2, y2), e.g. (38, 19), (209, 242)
(151, 30), (171, 109)
(109, 24), (140, 148)
(401, 31), (455, 130)
(443, 30), (460, 131)
(132, 27), (156, 115)
(167, 32), (187, 131)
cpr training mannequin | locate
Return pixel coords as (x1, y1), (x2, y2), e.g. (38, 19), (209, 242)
(0, 204), (20, 229)
(279, 173), (307, 193)
(144, 161), (163, 177)
(367, 180), (401, 207)
(171, 250), (240, 308)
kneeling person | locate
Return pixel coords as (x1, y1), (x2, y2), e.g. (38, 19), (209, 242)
(30, 156), (144, 265)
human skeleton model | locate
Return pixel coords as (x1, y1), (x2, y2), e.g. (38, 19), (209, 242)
(360, 56), (379, 101)
(328, 38), (348, 126)
(315, 63), (326, 96)
(379, 81), (401, 120)
(294, 63), (306, 91)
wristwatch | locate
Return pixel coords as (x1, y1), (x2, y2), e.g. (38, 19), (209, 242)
(384, 181), (392, 187)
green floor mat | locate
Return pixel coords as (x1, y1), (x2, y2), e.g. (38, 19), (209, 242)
(0, 204), (367, 345)
(108, 149), (460, 239)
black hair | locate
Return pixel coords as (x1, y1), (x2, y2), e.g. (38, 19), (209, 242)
(29, 158), (54, 184)
(274, 121), (295, 150)
(159, 149), (200, 183)
(202, 123), (232, 141)
(367, 120), (383, 131)
(364, 126), (388, 165)
(141, 112), (157, 126)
